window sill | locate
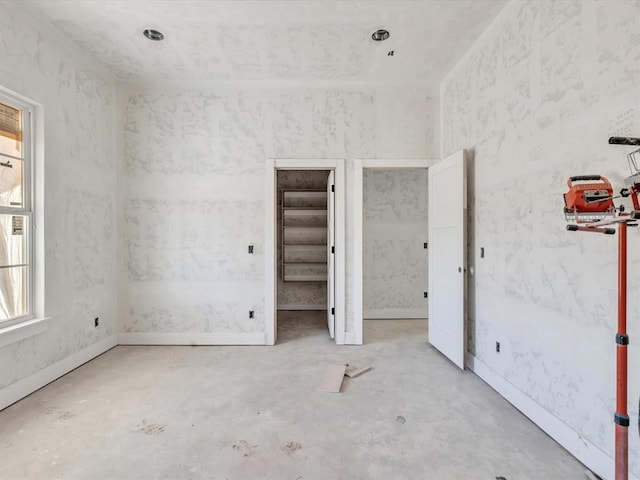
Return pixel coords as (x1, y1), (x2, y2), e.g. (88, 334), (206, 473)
(0, 317), (49, 348)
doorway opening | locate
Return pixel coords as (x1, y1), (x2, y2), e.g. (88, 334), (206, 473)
(265, 159), (345, 346)
(363, 167), (429, 319)
(353, 159), (436, 345)
(353, 153), (467, 366)
(276, 170), (330, 343)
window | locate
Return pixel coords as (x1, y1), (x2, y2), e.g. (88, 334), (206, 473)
(0, 95), (32, 326)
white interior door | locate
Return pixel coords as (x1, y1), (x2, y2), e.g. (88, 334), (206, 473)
(428, 150), (466, 369)
(327, 170), (335, 338)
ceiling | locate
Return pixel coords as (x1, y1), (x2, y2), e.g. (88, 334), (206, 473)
(21, 0), (507, 86)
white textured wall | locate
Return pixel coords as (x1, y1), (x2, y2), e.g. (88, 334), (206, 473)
(120, 85), (437, 335)
(441, 0), (640, 475)
(363, 169), (428, 318)
(0, 4), (117, 387)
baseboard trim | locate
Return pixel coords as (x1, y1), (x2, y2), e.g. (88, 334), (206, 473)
(117, 332), (267, 345)
(364, 308), (427, 319)
(0, 335), (117, 411)
(467, 354), (630, 480)
(277, 305), (326, 311)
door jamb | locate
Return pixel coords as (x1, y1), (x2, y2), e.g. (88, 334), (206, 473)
(265, 158), (346, 345)
(353, 158), (438, 345)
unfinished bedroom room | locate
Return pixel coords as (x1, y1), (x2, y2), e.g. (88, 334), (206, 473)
(1, 1), (639, 479)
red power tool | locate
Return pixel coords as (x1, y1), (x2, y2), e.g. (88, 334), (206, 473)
(563, 175), (615, 222)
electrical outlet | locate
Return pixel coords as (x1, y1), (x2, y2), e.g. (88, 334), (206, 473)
(249, 310), (254, 319)
(496, 341), (500, 353)
(94, 317), (99, 327)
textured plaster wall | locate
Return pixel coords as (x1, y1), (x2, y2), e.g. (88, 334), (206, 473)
(277, 170), (328, 310)
(363, 169), (428, 318)
(441, 0), (640, 474)
(120, 85), (437, 335)
(0, 5), (117, 387)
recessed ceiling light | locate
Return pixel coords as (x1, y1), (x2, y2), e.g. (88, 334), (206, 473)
(371, 29), (390, 42)
(143, 29), (164, 41)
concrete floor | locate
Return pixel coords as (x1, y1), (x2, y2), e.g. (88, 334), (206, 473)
(0, 313), (586, 479)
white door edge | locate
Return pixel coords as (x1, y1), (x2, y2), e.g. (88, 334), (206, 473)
(427, 150), (466, 369)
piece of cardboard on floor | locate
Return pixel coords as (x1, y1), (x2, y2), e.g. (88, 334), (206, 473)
(345, 363), (371, 378)
(319, 365), (347, 392)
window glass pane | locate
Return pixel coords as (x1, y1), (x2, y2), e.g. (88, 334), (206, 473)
(0, 101), (29, 323)
(0, 265), (28, 320)
(0, 214), (28, 267)
(0, 104), (22, 155)
(0, 131), (22, 159)
(0, 156), (23, 208)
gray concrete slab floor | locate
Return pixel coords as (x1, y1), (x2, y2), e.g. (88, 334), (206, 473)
(0, 314), (586, 479)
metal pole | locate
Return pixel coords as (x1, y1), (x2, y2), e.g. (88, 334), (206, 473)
(615, 222), (629, 480)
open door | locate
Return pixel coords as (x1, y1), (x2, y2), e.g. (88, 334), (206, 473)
(327, 170), (335, 338)
(428, 150), (466, 369)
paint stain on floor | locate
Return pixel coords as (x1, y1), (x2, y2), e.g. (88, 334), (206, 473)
(232, 440), (257, 457)
(137, 421), (165, 435)
(283, 441), (302, 454)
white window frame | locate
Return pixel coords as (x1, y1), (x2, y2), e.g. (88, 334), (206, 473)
(0, 90), (43, 344)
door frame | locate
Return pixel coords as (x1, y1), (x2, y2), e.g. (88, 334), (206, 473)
(352, 158), (438, 345)
(265, 158), (346, 345)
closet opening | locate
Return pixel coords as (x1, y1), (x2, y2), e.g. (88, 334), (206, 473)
(276, 170), (332, 343)
(265, 158), (345, 346)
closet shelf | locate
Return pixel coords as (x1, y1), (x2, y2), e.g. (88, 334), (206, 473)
(283, 190), (327, 208)
(283, 259), (327, 283)
(283, 226), (327, 245)
(284, 245), (326, 263)
(283, 262), (327, 266)
(282, 188), (328, 283)
(283, 225), (327, 229)
(283, 206), (327, 210)
(283, 275), (327, 282)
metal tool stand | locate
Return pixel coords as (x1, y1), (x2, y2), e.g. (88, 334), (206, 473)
(616, 221), (629, 480)
(566, 136), (640, 480)
(568, 215), (638, 480)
